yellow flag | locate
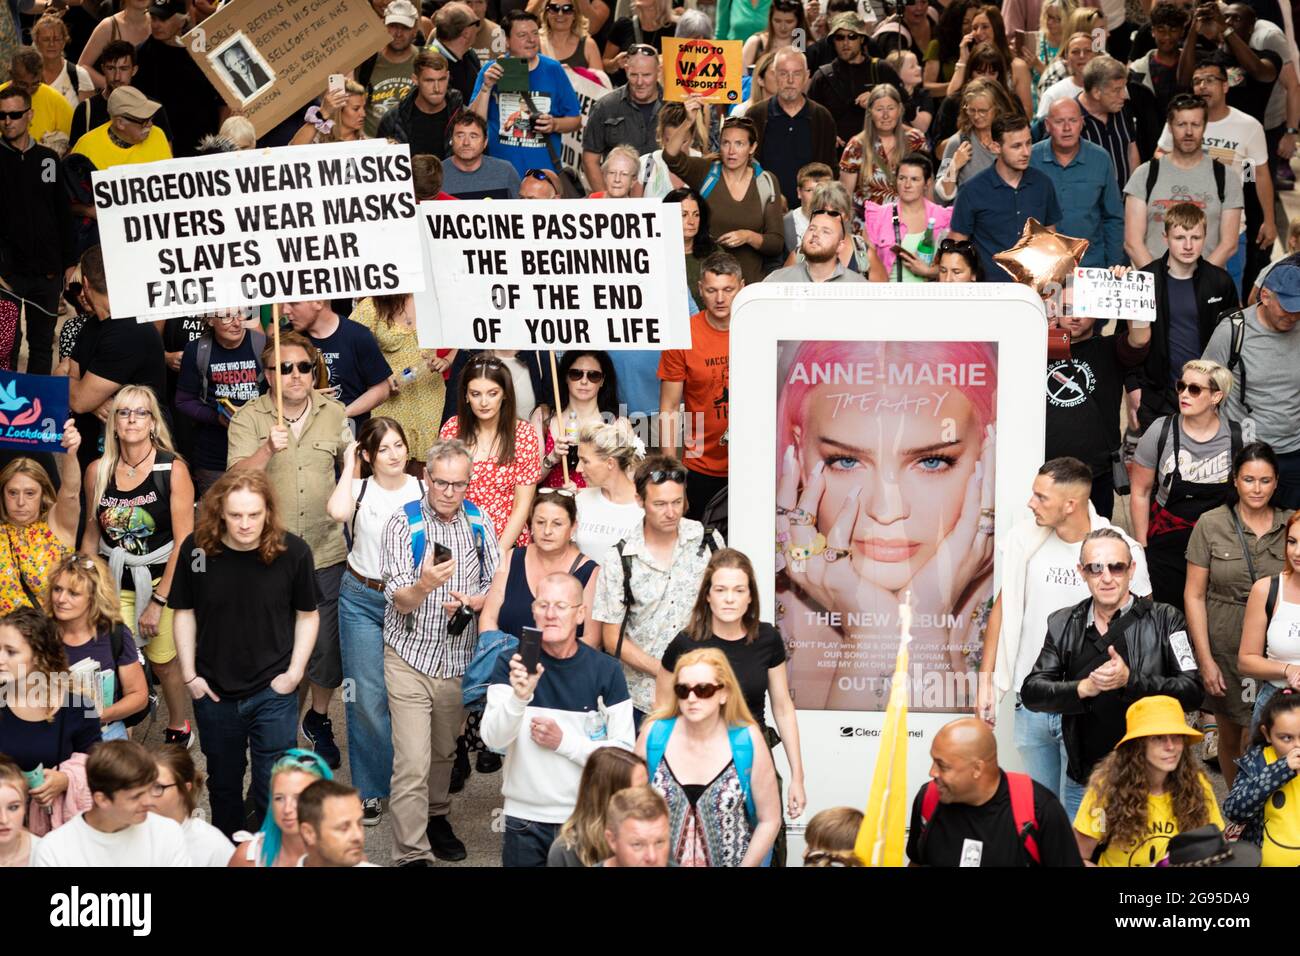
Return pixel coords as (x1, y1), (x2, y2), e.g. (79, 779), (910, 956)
(854, 602), (912, 866)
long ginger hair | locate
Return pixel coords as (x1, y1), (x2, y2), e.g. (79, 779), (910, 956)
(1085, 737), (1213, 852)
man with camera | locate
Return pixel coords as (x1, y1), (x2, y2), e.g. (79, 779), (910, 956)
(481, 572), (634, 867)
(380, 439), (500, 865)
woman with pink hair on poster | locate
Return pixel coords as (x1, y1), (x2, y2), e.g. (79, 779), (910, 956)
(775, 339), (998, 711)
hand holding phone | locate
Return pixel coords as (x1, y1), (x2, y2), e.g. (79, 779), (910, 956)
(519, 626), (542, 674)
(328, 73), (346, 95)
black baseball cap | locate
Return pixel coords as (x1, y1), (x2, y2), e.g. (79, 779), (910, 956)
(148, 0), (186, 18)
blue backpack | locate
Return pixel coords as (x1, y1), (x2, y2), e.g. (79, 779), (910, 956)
(403, 498), (488, 570)
(645, 717), (756, 826)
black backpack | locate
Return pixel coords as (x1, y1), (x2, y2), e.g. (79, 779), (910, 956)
(108, 625), (157, 730)
(611, 527), (723, 660)
(1144, 157), (1226, 204)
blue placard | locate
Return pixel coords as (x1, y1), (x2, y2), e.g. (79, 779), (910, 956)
(0, 370), (68, 454)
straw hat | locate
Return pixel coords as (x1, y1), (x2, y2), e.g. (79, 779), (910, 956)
(1115, 695), (1203, 748)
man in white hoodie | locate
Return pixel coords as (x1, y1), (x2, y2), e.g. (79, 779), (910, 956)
(976, 457), (1150, 799)
(481, 573), (635, 867)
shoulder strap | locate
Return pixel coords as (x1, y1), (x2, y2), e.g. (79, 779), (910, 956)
(195, 335), (214, 405)
(699, 162), (723, 199)
(1229, 506), (1258, 583)
(645, 717), (675, 779)
(462, 499), (488, 581)
(915, 779), (941, 861)
(1228, 418), (1243, 462)
(1212, 158), (1226, 203)
(696, 527), (722, 556)
(153, 456), (172, 501)
(614, 538), (634, 659)
(66, 60), (79, 94)
(109, 623), (122, 660)
(728, 724), (757, 826)
(1157, 414), (1177, 489)
(1267, 573), (1280, 625)
(1227, 311), (1251, 413)
(1144, 158), (1160, 202)
(350, 477), (369, 540)
(1006, 772), (1041, 865)
(755, 168), (775, 209)
(403, 499), (427, 568)
(358, 53), (378, 92)
(633, 17), (644, 45)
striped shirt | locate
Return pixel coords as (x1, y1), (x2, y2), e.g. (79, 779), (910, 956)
(381, 499), (500, 678)
(1077, 94), (1136, 193)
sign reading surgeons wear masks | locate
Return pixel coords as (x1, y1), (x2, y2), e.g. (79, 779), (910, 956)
(415, 198), (689, 350)
(91, 141), (425, 321)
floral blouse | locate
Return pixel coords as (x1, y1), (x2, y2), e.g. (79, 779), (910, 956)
(839, 126), (928, 229)
(1, 521), (70, 614)
(439, 417), (542, 547)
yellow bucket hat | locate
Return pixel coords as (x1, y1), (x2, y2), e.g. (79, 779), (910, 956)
(1115, 695), (1203, 748)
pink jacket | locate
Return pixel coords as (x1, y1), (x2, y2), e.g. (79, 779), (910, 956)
(26, 752), (92, 836)
(864, 200), (953, 276)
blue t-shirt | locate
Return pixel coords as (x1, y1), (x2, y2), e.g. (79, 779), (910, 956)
(308, 317), (392, 426)
(469, 55), (581, 177)
(609, 350), (661, 420)
(1165, 275), (1201, 384)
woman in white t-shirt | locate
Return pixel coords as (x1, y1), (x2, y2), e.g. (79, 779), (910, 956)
(33, 16), (93, 108)
(574, 419), (645, 563)
(1240, 510), (1300, 728)
(146, 745), (234, 867)
(327, 416), (425, 827)
(0, 758), (40, 867)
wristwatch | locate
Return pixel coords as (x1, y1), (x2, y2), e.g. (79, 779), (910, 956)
(1287, 127), (1300, 135)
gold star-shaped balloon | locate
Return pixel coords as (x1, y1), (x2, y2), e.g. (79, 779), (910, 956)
(993, 219), (1090, 295)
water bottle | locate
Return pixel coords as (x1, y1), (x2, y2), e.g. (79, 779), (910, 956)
(564, 410), (580, 470)
(398, 365), (420, 384)
(584, 708), (607, 741)
(917, 217), (937, 265)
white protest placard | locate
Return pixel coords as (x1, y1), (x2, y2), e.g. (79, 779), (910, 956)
(561, 67), (612, 190)
(416, 198), (689, 350)
(91, 140), (425, 320)
(1072, 267), (1156, 322)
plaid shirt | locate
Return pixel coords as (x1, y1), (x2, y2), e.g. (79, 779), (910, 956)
(381, 499), (499, 678)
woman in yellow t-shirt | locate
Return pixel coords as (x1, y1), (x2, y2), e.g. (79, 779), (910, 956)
(1074, 696), (1223, 867)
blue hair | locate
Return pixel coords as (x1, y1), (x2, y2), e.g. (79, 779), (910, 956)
(258, 748), (333, 866)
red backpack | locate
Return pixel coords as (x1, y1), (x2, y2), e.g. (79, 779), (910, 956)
(918, 772), (1041, 865)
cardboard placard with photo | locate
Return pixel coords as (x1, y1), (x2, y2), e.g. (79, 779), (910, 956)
(183, 0), (389, 138)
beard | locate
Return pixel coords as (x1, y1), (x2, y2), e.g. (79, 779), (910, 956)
(802, 244), (838, 264)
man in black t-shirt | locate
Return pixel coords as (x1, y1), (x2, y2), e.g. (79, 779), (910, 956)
(282, 300), (393, 429)
(132, 0), (224, 157)
(807, 12), (902, 146)
(906, 719), (1081, 867)
(1044, 280), (1152, 518)
(377, 49), (463, 158)
(67, 246), (168, 472)
(171, 469), (319, 838)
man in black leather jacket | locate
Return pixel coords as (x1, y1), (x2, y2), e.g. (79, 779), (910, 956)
(1021, 528), (1202, 820)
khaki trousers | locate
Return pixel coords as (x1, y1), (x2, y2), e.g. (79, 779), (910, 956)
(384, 645), (464, 864)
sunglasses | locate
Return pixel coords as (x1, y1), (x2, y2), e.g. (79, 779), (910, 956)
(674, 682), (724, 700)
(627, 43), (659, 57)
(547, 3), (575, 11)
(279, 360), (315, 375)
(523, 168), (552, 182)
(831, 32), (861, 42)
(121, 114), (154, 126)
(567, 368), (604, 383)
(939, 237), (974, 252)
(537, 487), (575, 497)
(1175, 380), (1219, 397)
(0, 109), (29, 120)
(1080, 561), (1131, 577)
(646, 467), (687, 484)
(810, 207), (844, 218)
(469, 356), (505, 370)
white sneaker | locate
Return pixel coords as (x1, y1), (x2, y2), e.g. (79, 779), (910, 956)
(362, 798), (382, 827)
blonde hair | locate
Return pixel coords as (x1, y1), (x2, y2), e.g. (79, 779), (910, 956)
(1286, 218), (1300, 251)
(605, 785), (669, 835)
(219, 114), (256, 149)
(528, 0), (591, 40)
(1038, 0), (1075, 43)
(851, 83), (908, 196)
(92, 386), (178, 516)
(42, 553), (124, 635)
(1180, 359), (1233, 404)
(578, 419), (645, 471)
(648, 647), (756, 728)
(0, 457), (56, 524)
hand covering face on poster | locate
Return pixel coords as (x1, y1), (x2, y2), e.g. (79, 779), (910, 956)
(774, 340), (998, 713)
(992, 218), (1089, 295)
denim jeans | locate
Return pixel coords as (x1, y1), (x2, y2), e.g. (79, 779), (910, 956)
(502, 816), (561, 868)
(193, 684), (300, 838)
(1013, 698), (1067, 799)
(1062, 776), (1087, 823)
(1225, 232), (1246, 298)
(1273, 449), (1300, 511)
(338, 571), (393, 800)
(1250, 680), (1281, 737)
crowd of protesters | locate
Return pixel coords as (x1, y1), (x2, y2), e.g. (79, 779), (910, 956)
(1, 0), (1300, 869)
